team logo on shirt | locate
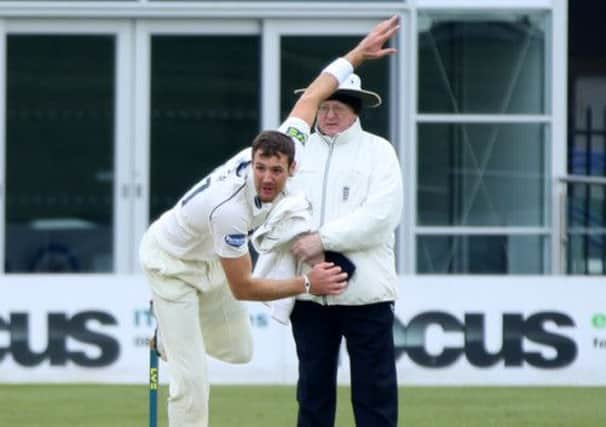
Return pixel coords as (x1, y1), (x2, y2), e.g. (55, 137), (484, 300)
(225, 233), (246, 248)
(285, 127), (307, 146)
(343, 186), (350, 201)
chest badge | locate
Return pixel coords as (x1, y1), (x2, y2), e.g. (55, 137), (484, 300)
(342, 186), (350, 202)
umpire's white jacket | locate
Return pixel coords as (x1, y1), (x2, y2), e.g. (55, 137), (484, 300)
(289, 118), (403, 306)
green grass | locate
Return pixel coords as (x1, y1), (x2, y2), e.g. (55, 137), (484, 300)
(0, 385), (605, 426)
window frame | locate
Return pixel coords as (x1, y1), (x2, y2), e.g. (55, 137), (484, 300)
(1, 19), (133, 273)
(411, 5), (563, 274)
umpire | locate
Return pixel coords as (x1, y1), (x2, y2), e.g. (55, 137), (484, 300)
(289, 73), (403, 427)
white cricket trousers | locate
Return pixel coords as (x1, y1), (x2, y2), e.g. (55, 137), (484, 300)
(139, 229), (253, 427)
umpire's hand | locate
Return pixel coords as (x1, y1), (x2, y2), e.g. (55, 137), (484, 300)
(291, 232), (324, 264)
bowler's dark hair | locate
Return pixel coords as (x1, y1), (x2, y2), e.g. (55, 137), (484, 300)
(251, 130), (295, 167)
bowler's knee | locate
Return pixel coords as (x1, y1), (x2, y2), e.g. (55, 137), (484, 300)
(232, 337), (253, 363)
(210, 334), (253, 363)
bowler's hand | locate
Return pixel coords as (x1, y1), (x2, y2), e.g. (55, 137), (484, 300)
(291, 232), (325, 264)
(307, 262), (348, 296)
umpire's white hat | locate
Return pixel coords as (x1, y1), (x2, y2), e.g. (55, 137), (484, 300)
(294, 73), (382, 109)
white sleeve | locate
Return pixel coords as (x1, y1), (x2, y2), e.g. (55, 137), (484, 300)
(210, 206), (250, 259)
(278, 117), (311, 170)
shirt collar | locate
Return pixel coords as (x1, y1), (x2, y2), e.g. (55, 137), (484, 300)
(316, 117), (362, 145)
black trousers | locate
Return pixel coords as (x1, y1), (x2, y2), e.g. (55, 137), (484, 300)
(290, 300), (398, 427)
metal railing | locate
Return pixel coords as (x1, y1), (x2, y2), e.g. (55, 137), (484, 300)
(564, 107), (606, 274)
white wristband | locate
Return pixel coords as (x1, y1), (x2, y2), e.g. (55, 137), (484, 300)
(322, 57), (353, 86)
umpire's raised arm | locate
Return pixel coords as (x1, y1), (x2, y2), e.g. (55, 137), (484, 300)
(287, 15), (399, 128)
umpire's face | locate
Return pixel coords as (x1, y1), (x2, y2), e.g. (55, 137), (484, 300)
(252, 151), (294, 202)
(317, 100), (357, 137)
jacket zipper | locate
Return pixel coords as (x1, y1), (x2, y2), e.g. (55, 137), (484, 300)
(320, 136), (335, 305)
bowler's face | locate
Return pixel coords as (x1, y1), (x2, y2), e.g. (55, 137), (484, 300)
(317, 100), (357, 137)
(252, 152), (293, 203)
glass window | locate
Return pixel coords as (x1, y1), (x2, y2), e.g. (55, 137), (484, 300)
(418, 12), (547, 114)
(149, 35), (260, 221)
(417, 235), (547, 274)
(417, 123), (549, 226)
(5, 35), (115, 273)
(415, 12), (551, 275)
(280, 36), (389, 138)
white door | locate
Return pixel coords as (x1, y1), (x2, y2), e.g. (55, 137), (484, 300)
(0, 19), (133, 273)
